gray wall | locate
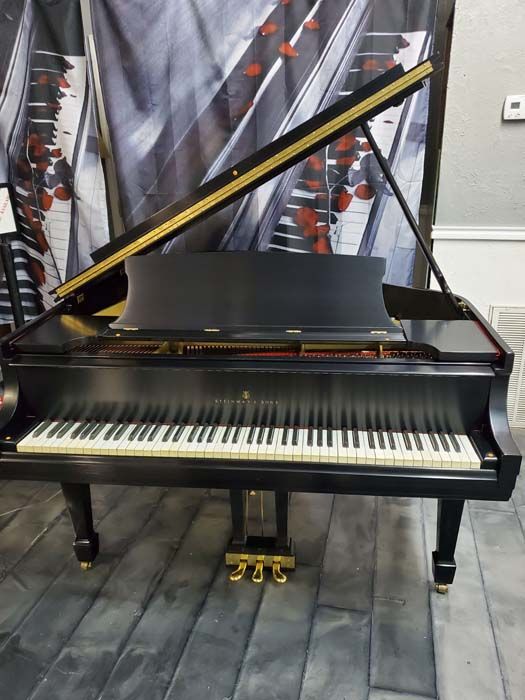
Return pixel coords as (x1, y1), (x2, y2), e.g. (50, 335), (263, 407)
(435, 0), (525, 227)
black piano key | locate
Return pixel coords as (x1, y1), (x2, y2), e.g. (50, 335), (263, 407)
(138, 424), (152, 441)
(307, 427), (314, 447)
(188, 424), (199, 443)
(292, 427), (299, 447)
(173, 425), (185, 441)
(377, 430), (386, 450)
(342, 428), (349, 449)
(207, 425), (218, 442)
(257, 426), (266, 445)
(414, 431), (423, 451)
(148, 424), (162, 441)
(317, 428), (323, 447)
(128, 423), (143, 441)
(352, 428), (359, 448)
(387, 431), (396, 450)
(56, 421), (75, 439)
(80, 422), (97, 439)
(33, 420), (52, 438)
(449, 433), (461, 453)
(46, 422), (64, 439)
(429, 432), (439, 451)
(222, 425), (232, 443)
(197, 425), (209, 443)
(439, 432), (450, 452)
(402, 431), (412, 450)
(113, 424), (129, 440)
(232, 425), (243, 444)
(247, 426), (256, 444)
(266, 426), (275, 445)
(367, 429), (375, 449)
(161, 425), (176, 442)
(103, 423), (119, 440)
(89, 423), (106, 440)
(281, 427), (289, 446)
(327, 428), (333, 448)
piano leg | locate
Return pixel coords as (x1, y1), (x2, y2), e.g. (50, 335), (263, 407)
(61, 483), (100, 569)
(432, 498), (465, 592)
(275, 491), (290, 548)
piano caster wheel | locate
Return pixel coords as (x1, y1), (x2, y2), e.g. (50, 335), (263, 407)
(80, 561), (93, 571)
(272, 559), (287, 584)
(435, 583), (448, 594)
(229, 557), (248, 582)
(252, 557), (265, 584)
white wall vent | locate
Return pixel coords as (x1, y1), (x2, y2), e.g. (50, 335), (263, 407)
(489, 305), (525, 428)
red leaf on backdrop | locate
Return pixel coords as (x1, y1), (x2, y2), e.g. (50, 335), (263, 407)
(29, 259), (46, 286)
(312, 238), (331, 254)
(306, 154), (324, 171)
(355, 184), (376, 200)
(55, 186), (71, 201)
(295, 207), (318, 228)
(28, 134), (41, 146)
(279, 42), (298, 58)
(35, 230), (49, 253)
(37, 74), (49, 85)
(235, 100), (254, 118)
(16, 159), (32, 177)
(384, 59), (396, 69)
(35, 161), (49, 172)
(335, 134), (356, 152)
(31, 144), (47, 158)
(21, 203), (34, 223)
(399, 36), (410, 48)
(335, 156), (356, 166)
(361, 142), (372, 152)
(303, 225), (318, 238)
(39, 191), (53, 210)
(315, 192), (329, 201)
(57, 77), (70, 89)
(281, 0), (292, 5)
(244, 63), (262, 77)
(259, 21), (278, 36)
(337, 189), (353, 211)
(362, 58), (380, 70)
(30, 219), (43, 234)
(304, 19), (320, 30)
(316, 224), (330, 236)
(51, 148), (63, 158)
(304, 179), (321, 190)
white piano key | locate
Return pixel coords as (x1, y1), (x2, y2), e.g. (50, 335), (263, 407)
(208, 425), (228, 458)
(388, 431), (405, 466)
(354, 430), (368, 464)
(362, 430), (376, 465)
(373, 430), (389, 465)
(273, 428), (287, 461)
(233, 427), (250, 460)
(459, 434), (482, 469)
(292, 429), (306, 462)
(434, 432), (453, 468)
(398, 431), (415, 467)
(319, 429), (331, 463)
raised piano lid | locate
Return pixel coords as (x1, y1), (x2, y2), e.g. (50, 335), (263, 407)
(107, 252), (405, 343)
(52, 57), (440, 306)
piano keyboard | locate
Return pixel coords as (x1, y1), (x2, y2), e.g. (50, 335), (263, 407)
(17, 421), (482, 469)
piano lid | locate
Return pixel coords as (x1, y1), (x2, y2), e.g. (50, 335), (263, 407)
(107, 252), (405, 343)
(54, 56), (440, 301)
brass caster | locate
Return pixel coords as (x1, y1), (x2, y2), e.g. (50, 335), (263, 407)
(252, 557), (265, 584)
(435, 583), (449, 594)
(272, 559), (287, 584)
(229, 557), (248, 582)
(80, 561), (93, 571)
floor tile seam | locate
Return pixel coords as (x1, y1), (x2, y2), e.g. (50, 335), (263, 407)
(467, 502), (510, 700)
(0, 481), (55, 534)
(369, 683), (437, 699)
(420, 498), (438, 698)
(315, 602), (371, 616)
(25, 486), (170, 700)
(160, 552), (237, 700)
(367, 495), (379, 689)
(93, 489), (208, 700)
(0, 484), (137, 657)
(297, 492), (337, 700)
(510, 498), (525, 543)
(468, 506), (518, 515)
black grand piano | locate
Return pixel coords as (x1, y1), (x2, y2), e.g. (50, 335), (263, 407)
(0, 58), (521, 591)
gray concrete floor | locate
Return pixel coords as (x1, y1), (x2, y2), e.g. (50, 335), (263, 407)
(0, 432), (524, 700)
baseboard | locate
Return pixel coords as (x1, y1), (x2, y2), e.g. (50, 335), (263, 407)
(432, 226), (525, 241)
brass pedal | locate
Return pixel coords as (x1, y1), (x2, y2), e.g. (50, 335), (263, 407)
(252, 556), (265, 584)
(229, 556), (248, 582)
(272, 557), (287, 584)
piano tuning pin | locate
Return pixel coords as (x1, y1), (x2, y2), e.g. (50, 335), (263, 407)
(272, 558), (287, 584)
(252, 556), (265, 584)
(229, 557), (248, 582)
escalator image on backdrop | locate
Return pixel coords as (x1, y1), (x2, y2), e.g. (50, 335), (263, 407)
(0, 0), (437, 321)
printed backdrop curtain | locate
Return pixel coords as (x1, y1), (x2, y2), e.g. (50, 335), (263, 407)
(0, 0), (437, 322)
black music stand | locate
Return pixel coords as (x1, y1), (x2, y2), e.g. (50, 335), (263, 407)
(0, 183), (25, 327)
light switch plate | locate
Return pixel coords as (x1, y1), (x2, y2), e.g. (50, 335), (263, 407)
(503, 95), (525, 120)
